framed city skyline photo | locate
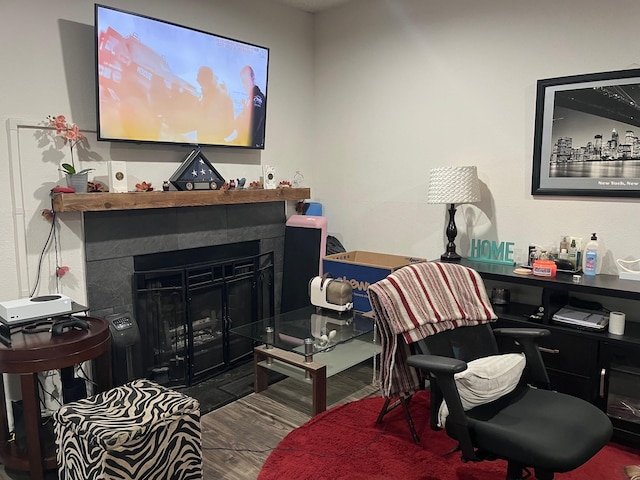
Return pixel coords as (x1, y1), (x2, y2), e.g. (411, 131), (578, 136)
(532, 68), (640, 197)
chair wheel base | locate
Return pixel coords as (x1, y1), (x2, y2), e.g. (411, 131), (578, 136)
(505, 463), (553, 480)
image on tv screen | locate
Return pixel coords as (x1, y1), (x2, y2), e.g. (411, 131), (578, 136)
(96, 5), (269, 149)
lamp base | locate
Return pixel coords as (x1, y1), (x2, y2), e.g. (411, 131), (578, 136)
(440, 251), (462, 262)
(440, 203), (462, 263)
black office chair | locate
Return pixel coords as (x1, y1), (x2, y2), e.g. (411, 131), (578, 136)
(408, 323), (613, 480)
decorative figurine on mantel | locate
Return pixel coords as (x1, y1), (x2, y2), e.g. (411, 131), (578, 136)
(162, 181), (170, 191)
(168, 149), (225, 191)
(237, 177), (246, 189)
(87, 181), (108, 193)
(135, 181), (154, 192)
(292, 170), (304, 188)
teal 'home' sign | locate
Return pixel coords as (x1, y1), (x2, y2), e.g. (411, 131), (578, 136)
(470, 239), (515, 265)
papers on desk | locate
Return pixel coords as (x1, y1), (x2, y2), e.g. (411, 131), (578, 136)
(552, 306), (609, 330)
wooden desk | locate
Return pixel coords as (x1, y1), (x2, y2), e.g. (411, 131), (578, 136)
(0, 317), (111, 479)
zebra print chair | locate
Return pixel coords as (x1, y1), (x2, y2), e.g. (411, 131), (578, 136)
(54, 379), (202, 480)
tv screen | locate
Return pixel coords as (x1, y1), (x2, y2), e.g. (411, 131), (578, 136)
(95, 4), (269, 149)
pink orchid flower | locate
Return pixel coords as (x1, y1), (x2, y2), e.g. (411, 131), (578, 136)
(41, 209), (54, 221)
(65, 124), (83, 141)
(56, 266), (70, 278)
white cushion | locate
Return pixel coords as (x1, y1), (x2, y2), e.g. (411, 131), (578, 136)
(437, 353), (526, 427)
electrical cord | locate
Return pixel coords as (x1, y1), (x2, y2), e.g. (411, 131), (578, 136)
(30, 196), (68, 296)
(29, 207), (57, 297)
(53, 207), (61, 293)
(77, 362), (98, 395)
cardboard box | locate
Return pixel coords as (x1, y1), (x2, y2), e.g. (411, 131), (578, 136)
(322, 251), (427, 312)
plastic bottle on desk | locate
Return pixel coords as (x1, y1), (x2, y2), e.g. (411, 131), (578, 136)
(568, 238), (580, 270)
(560, 236), (569, 252)
(584, 233), (598, 276)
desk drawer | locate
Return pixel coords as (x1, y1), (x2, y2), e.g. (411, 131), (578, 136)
(538, 331), (597, 376)
(547, 370), (594, 402)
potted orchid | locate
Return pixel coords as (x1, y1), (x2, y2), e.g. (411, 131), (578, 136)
(47, 115), (93, 192)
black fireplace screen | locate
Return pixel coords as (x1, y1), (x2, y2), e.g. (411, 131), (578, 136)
(134, 251), (274, 387)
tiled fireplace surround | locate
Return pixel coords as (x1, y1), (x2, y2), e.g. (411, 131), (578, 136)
(83, 202), (286, 320)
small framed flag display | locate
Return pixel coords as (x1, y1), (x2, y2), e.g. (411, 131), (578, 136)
(169, 149), (225, 191)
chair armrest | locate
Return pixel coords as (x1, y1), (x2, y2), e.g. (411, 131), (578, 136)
(493, 328), (551, 389)
(407, 354), (467, 375)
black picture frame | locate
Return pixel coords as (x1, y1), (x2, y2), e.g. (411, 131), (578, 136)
(170, 149), (225, 191)
(532, 68), (640, 197)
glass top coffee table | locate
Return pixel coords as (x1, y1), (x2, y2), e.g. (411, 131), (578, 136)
(230, 305), (380, 415)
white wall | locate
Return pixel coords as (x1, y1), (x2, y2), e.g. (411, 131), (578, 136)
(4, 0), (640, 306)
(0, 0), (314, 302)
(313, 0), (640, 271)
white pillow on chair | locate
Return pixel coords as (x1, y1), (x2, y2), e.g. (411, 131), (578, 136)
(437, 353), (526, 427)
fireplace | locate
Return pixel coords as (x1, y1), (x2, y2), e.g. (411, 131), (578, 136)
(82, 202), (285, 386)
(134, 245), (273, 387)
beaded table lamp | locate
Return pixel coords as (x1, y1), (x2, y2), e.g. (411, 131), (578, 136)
(427, 166), (481, 262)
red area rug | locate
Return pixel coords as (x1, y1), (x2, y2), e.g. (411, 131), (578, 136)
(258, 391), (640, 480)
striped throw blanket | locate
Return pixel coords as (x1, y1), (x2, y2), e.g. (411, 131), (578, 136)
(368, 262), (497, 398)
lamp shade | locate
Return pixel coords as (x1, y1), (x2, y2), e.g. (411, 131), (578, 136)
(427, 166), (481, 204)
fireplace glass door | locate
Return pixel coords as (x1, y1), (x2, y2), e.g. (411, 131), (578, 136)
(187, 274), (225, 384)
(135, 270), (188, 386)
(134, 251), (274, 387)
(257, 253), (275, 322)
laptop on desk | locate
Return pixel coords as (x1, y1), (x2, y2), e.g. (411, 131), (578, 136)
(552, 306), (609, 331)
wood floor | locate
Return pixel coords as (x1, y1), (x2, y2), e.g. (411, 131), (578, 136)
(0, 361), (379, 480)
(200, 361), (380, 480)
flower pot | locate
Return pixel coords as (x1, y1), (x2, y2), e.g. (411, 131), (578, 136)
(66, 173), (88, 193)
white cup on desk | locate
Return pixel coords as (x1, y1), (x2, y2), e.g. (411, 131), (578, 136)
(609, 311), (626, 335)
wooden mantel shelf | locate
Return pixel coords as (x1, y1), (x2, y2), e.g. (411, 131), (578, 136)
(51, 187), (311, 213)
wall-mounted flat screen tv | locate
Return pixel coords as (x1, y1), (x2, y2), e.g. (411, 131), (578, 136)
(95, 4), (269, 149)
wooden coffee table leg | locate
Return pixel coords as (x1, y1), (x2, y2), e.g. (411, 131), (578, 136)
(254, 349), (269, 393)
(311, 365), (327, 415)
(253, 346), (329, 415)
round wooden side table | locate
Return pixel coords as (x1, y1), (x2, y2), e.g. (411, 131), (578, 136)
(0, 317), (111, 480)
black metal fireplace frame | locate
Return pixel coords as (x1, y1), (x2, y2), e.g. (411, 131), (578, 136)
(134, 251), (274, 387)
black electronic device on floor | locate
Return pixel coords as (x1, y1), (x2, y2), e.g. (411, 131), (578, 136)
(60, 365), (87, 403)
(106, 312), (141, 386)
